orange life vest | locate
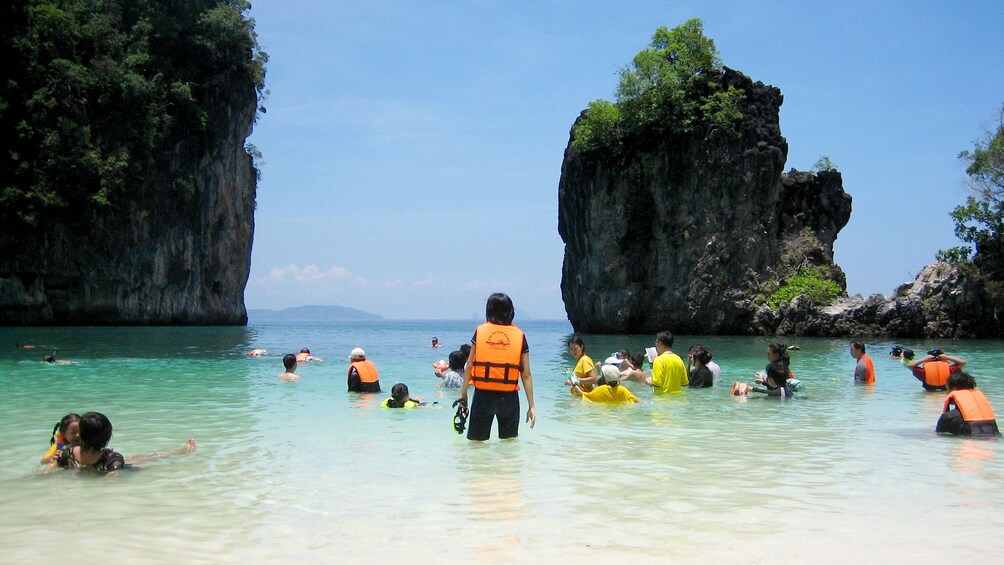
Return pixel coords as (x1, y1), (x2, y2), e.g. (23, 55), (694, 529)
(944, 389), (997, 422)
(923, 360), (951, 387)
(349, 359), (379, 383)
(860, 354), (875, 384)
(470, 322), (524, 392)
(295, 352), (310, 363)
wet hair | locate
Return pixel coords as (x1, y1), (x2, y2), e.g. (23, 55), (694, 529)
(902, 349), (915, 361)
(386, 383), (410, 408)
(629, 352), (645, 369)
(765, 361), (788, 388)
(300, 348), (310, 354)
(692, 346), (712, 366)
(78, 412), (113, 451)
(459, 344), (471, 361)
(890, 345), (903, 356)
(448, 350), (465, 372)
(485, 292), (515, 325)
(850, 341), (865, 354)
(656, 331), (674, 348)
(44, 355), (56, 363)
(432, 337), (439, 343)
(947, 371), (977, 391)
(618, 348), (630, 360)
(51, 413), (81, 445)
(283, 353), (297, 371)
(767, 342), (790, 366)
(567, 336), (585, 351)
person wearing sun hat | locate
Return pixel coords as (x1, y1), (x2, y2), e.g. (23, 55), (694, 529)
(347, 347), (381, 393)
(572, 365), (640, 404)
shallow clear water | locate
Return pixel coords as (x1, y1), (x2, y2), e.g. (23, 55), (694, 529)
(1, 321), (1002, 564)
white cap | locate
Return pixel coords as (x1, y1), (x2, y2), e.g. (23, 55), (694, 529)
(349, 347), (366, 360)
(601, 364), (621, 384)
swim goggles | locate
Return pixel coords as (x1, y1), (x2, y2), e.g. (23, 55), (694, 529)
(452, 399), (468, 434)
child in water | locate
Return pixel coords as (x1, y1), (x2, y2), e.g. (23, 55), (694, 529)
(382, 383), (426, 409)
(53, 412), (127, 472)
(40, 413), (81, 464)
(733, 361), (795, 398)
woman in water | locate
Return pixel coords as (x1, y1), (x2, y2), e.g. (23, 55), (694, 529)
(687, 346), (714, 388)
(564, 336), (598, 392)
(755, 342), (793, 384)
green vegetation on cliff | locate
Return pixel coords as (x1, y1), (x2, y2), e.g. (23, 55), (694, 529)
(939, 103), (1004, 279)
(571, 19), (744, 152)
(0, 0), (267, 227)
(768, 265), (842, 310)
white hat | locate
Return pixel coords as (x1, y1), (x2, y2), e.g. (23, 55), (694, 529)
(601, 364), (621, 384)
(349, 347), (366, 360)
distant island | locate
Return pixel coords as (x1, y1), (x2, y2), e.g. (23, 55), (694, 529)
(248, 305), (383, 322)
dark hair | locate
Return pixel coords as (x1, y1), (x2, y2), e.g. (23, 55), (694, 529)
(629, 352), (645, 369)
(51, 413), (81, 445)
(386, 383), (410, 408)
(902, 349), (915, 361)
(656, 331), (674, 348)
(448, 350), (465, 372)
(947, 371), (976, 391)
(459, 343), (471, 360)
(300, 348), (310, 354)
(890, 345), (903, 356)
(693, 346), (712, 366)
(851, 341), (865, 354)
(765, 361), (788, 388)
(618, 348), (630, 360)
(767, 342), (790, 366)
(485, 292), (515, 325)
(567, 335), (585, 351)
(44, 355), (56, 363)
(283, 353), (297, 370)
(78, 412), (113, 451)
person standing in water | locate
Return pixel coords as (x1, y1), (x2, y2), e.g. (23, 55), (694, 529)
(646, 331), (687, 394)
(278, 353), (300, 382)
(850, 341), (875, 384)
(459, 293), (536, 441)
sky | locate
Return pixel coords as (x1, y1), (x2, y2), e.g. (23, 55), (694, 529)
(243, 0), (1004, 320)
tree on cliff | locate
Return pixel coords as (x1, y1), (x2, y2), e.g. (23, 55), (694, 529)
(571, 19), (744, 152)
(940, 103), (1004, 279)
(0, 0), (266, 229)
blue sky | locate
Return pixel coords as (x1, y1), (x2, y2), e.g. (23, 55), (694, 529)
(243, 1), (1004, 320)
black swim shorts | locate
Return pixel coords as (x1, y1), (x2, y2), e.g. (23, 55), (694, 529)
(467, 389), (520, 441)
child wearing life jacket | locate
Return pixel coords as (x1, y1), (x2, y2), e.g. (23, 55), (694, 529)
(40, 413), (81, 464)
(936, 372), (999, 436)
(382, 383), (426, 409)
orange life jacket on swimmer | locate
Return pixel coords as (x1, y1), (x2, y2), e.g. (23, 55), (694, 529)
(470, 322), (524, 392)
(349, 359), (379, 383)
(296, 352), (310, 363)
(944, 389), (997, 423)
(860, 354), (875, 384)
(923, 360), (951, 388)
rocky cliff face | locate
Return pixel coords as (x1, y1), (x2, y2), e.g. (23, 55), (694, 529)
(0, 93), (256, 325)
(559, 68), (851, 334)
(758, 263), (1004, 338)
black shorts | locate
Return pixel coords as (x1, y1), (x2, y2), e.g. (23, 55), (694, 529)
(467, 389), (520, 441)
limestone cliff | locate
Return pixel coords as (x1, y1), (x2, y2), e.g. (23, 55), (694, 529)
(0, 93), (257, 325)
(559, 68), (850, 334)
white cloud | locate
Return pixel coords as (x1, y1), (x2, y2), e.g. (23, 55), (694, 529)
(412, 275), (436, 287)
(267, 264), (351, 283)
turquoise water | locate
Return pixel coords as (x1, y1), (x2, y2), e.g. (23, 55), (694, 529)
(1, 321), (1002, 564)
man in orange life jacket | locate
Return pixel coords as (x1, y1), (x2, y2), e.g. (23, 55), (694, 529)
(907, 348), (966, 392)
(936, 371), (999, 436)
(347, 347), (381, 393)
(459, 292), (536, 441)
(849, 340), (875, 384)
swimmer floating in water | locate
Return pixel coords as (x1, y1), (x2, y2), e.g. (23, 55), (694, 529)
(382, 383), (426, 408)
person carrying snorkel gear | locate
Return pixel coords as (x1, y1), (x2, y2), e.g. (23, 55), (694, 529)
(458, 293), (535, 441)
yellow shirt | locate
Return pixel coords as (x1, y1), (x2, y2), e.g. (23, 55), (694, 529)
(573, 355), (596, 379)
(581, 384), (638, 404)
(651, 352), (687, 394)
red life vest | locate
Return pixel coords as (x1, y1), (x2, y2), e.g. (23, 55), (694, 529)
(349, 359), (379, 383)
(924, 360), (951, 387)
(470, 322), (524, 392)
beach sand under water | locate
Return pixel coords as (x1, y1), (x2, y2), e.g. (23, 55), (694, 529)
(1, 321), (1002, 564)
